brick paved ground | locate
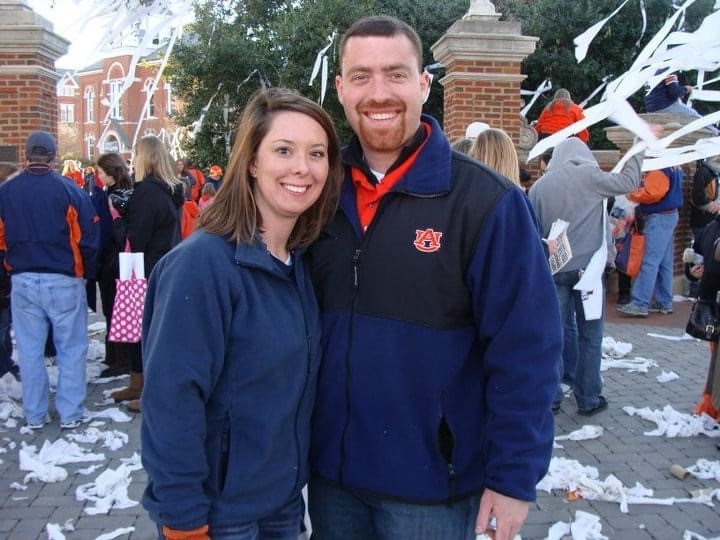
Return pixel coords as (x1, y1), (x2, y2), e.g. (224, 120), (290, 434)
(1, 303), (719, 539)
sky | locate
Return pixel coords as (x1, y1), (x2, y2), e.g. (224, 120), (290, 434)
(27, 0), (106, 70)
(26, 0), (194, 71)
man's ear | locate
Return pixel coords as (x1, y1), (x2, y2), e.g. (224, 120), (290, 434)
(335, 74), (344, 106)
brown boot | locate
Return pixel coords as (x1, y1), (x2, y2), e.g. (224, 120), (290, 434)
(111, 372), (143, 403)
(127, 398), (141, 413)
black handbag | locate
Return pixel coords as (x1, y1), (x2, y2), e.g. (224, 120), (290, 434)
(686, 299), (720, 341)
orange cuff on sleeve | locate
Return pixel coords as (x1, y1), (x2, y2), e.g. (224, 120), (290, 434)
(162, 524), (209, 540)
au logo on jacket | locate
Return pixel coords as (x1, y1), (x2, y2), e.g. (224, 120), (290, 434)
(414, 228), (443, 253)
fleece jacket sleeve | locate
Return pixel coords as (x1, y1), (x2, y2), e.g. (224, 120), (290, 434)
(74, 190), (100, 279)
(627, 170), (669, 204)
(587, 154), (643, 198)
(466, 187), (562, 502)
(140, 240), (233, 530)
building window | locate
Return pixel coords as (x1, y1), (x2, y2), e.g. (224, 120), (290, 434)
(165, 82), (173, 116)
(103, 135), (120, 154)
(109, 80), (123, 119)
(144, 79), (156, 118)
(60, 104), (74, 123)
(58, 85), (75, 97)
(86, 136), (95, 161)
(84, 87), (95, 123)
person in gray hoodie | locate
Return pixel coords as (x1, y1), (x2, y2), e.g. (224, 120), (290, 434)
(529, 137), (643, 416)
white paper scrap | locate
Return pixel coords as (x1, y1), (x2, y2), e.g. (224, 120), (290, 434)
(647, 332), (696, 341)
(574, 0), (632, 62)
(555, 425), (604, 442)
(76, 453), (143, 515)
(46, 523), (66, 540)
(656, 370), (680, 382)
(547, 511), (609, 540)
(623, 405), (720, 437)
(88, 408), (133, 423)
(601, 337), (633, 358)
(684, 531), (720, 540)
(601, 356), (657, 373)
(687, 459), (720, 482)
(95, 527), (136, 540)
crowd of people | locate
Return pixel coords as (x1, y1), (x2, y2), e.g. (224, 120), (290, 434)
(1, 12), (719, 540)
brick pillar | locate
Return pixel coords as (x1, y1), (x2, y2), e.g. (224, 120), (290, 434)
(606, 113), (715, 293)
(0, 0), (69, 166)
(430, 5), (537, 145)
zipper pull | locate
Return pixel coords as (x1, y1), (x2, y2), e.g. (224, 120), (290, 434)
(352, 248), (361, 289)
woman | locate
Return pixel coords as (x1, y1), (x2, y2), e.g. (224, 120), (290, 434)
(536, 88), (590, 144)
(61, 160), (84, 188)
(470, 127), (521, 186)
(110, 136), (184, 413)
(0, 163), (20, 381)
(141, 88), (341, 539)
(95, 153), (133, 377)
(692, 217), (720, 421)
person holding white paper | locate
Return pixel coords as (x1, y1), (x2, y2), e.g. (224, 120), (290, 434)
(529, 136), (646, 416)
(109, 136), (184, 413)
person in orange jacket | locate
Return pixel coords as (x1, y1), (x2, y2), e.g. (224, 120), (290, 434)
(536, 89), (590, 144)
(184, 159), (205, 202)
(62, 160), (84, 188)
(180, 182), (200, 240)
(617, 167), (683, 318)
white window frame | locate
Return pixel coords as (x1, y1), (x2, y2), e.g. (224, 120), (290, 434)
(60, 103), (75, 123)
(84, 87), (95, 123)
(143, 79), (156, 119)
(165, 82), (173, 116)
(109, 80), (123, 119)
(86, 136), (95, 161)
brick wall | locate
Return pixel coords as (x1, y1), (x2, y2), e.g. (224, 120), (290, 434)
(443, 59), (524, 145)
(0, 52), (59, 166)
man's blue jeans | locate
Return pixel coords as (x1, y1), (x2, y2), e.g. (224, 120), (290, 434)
(631, 211), (679, 309)
(308, 479), (480, 540)
(553, 270), (604, 411)
(11, 273), (88, 425)
(156, 494), (303, 539)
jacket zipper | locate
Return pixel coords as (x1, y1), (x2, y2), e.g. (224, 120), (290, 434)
(338, 247), (361, 484)
(338, 194), (393, 483)
(292, 282), (312, 492)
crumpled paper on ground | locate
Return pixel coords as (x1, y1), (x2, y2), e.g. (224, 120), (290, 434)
(656, 370), (680, 382)
(601, 356), (658, 373)
(687, 459), (720, 482)
(67, 427), (129, 451)
(87, 407), (132, 423)
(623, 405), (720, 438)
(539, 457), (720, 513)
(684, 531), (720, 540)
(647, 332), (696, 341)
(19, 439), (105, 483)
(45, 520), (74, 540)
(96, 527), (136, 540)
(87, 321), (107, 334)
(546, 510), (608, 540)
(555, 425), (604, 449)
(601, 337), (633, 358)
(76, 452), (143, 515)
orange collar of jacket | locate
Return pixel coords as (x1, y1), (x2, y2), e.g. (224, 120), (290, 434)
(351, 122), (431, 232)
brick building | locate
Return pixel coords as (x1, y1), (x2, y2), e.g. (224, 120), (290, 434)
(56, 45), (178, 163)
(0, 1), (68, 166)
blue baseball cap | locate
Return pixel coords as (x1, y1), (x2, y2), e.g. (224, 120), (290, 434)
(26, 131), (56, 158)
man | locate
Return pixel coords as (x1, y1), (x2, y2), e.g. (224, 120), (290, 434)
(690, 157), (720, 245)
(0, 131), (99, 430)
(307, 16), (561, 540)
(617, 167), (684, 317)
(529, 137), (644, 416)
(205, 164), (223, 191)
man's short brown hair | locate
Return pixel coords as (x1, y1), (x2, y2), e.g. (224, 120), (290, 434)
(339, 16), (424, 73)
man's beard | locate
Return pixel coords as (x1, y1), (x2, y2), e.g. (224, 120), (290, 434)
(356, 100), (407, 153)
